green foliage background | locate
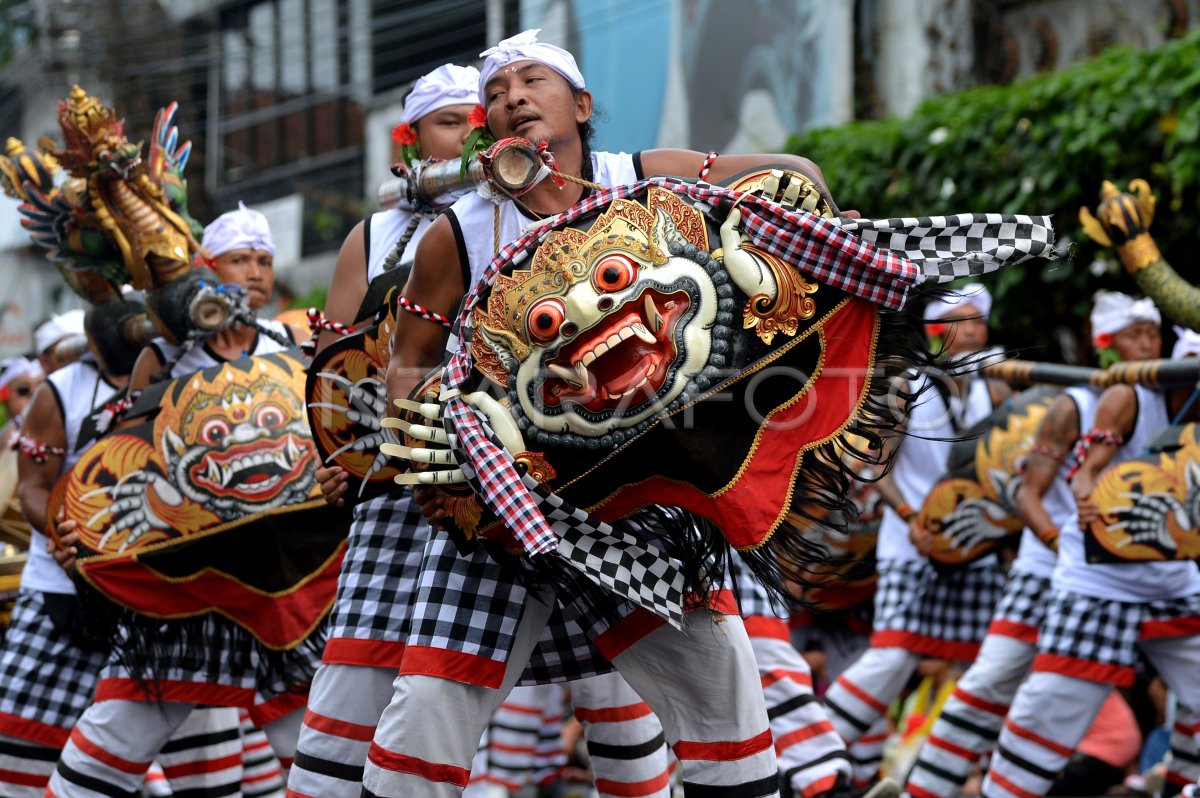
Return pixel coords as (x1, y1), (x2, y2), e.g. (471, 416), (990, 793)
(786, 29), (1200, 363)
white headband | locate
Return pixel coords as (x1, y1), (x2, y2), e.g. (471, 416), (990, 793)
(1173, 325), (1200, 359)
(924, 283), (992, 322)
(401, 64), (480, 125)
(34, 308), (85, 355)
(1090, 291), (1160, 338)
(478, 28), (585, 104)
(0, 357), (42, 392)
(201, 201), (276, 258)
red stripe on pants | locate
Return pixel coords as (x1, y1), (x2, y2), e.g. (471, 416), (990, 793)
(365, 743), (470, 787)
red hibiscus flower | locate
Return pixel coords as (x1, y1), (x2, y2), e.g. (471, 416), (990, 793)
(391, 123), (417, 145)
(468, 104), (488, 129)
(1094, 332), (1113, 348)
(925, 322), (946, 337)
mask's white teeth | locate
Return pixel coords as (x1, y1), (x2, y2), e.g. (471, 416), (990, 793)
(548, 363), (585, 388)
(576, 361), (590, 388)
(644, 295), (663, 333)
(631, 322), (656, 344)
(205, 459), (221, 485)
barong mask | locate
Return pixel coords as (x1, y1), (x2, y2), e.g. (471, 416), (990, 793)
(49, 352), (346, 651)
(384, 171), (1056, 628)
(478, 187), (732, 442)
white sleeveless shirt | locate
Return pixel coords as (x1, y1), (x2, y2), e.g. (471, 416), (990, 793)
(148, 319), (295, 379)
(447, 151), (640, 291)
(1012, 385), (1100, 579)
(1054, 384), (1200, 600)
(366, 208), (437, 284)
(877, 374), (995, 563)
(22, 359), (124, 594)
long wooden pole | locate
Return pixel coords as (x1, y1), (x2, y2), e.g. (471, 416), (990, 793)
(983, 358), (1200, 389)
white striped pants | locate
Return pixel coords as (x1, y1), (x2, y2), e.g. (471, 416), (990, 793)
(46, 702), (302, 797)
(361, 596), (778, 798)
(746, 620), (851, 798)
(825, 647), (920, 747)
(905, 634), (1036, 798)
(240, 709), (287, 796)
(465, 684), (567, 795)
(982, 633), (1200, 798)
(0, 735), (67, 798)
(0, 717), (277, 798)
(790, 620), (885, 789)
(285, 664), (670, 798)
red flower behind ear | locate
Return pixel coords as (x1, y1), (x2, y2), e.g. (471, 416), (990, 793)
(925, 322), (946, 337)
(468, 104), (488, 129)
(391, 123), (417, 145)
(1094, 332), (1113, 348)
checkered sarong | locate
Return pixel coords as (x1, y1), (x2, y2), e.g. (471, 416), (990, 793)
(1037, 589), (1200, 672)
(436, 178), (1054, 631)
(991, 570), (1052, 631)
(873, 559), (1004, 646)
(406, 532), (618, 685)
(326, 491), (427, 650)
(0, 589), (108, 735)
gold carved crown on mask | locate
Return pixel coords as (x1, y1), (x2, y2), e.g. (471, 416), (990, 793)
(57, 85), (124, 153)
(473, 186), (711, 364)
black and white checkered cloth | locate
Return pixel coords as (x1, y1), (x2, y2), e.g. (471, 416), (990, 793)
(991, 570), (1052, 631)
(405, 533), (616, 685)
(445, 407), (689, 630)
(1036, 590), (1144, 669)
(835, 214), (1055, 284)
(1037, 588), (1200, 669)
(326, 491), (427, 647)
(0, 589), (108, 735)
(874, 559), (1005, 645)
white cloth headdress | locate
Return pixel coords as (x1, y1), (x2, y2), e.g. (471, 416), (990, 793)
(201, 201), (276, 258)
(0, 357), (43, 392)
(401, 64), (481, 125)
(1173, 325), (1200, 359)
(1090, 291), (1160, 338)
(478, 29), (585, 103)
(34, 309), (85, 355)
(923, 283), (992, 322)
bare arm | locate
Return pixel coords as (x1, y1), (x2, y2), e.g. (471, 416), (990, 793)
(1016, 393), (1079, 549)
(638, 150), (830, 195)
(316, 219), (369, 356)
(1071, 385), (1137, 526)
(16, 384), (66, 534)
(384, 215), (466, 410)
(987, 378), (1014, 406)
(112, 347), (165, 433)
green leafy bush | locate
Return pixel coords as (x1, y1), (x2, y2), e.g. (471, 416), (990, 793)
(787, 30), (1200, 361)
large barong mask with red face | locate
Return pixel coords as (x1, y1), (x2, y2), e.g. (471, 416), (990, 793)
(50, 351), (347, 650)
(386, 174), (1055, 627)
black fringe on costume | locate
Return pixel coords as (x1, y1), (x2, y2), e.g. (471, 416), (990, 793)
(740, 288), (1000, 614)
(70, 578), (322, 702)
